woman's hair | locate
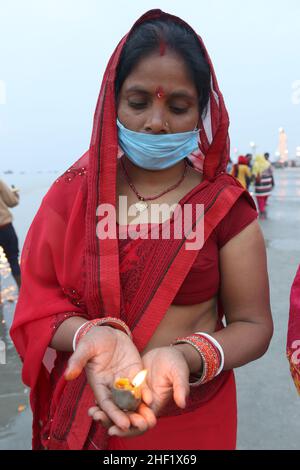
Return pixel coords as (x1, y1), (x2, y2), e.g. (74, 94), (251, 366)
(115, 18), (211, 117)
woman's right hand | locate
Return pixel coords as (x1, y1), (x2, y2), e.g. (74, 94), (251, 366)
(64, 326), (156, 434)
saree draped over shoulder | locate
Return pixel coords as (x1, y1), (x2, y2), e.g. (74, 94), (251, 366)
(10, 9), (257, 450)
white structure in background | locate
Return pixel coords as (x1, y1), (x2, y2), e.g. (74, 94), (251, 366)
(278, 128), (288, 165)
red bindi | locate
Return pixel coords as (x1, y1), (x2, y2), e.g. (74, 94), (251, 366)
(156, 87), (165, 99)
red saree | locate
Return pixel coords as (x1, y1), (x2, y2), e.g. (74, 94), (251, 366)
(287, 265), (300, 394)
(10, 9), (257, 450)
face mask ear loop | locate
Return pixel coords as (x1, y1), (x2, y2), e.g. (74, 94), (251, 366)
(116, 118), (125, 129)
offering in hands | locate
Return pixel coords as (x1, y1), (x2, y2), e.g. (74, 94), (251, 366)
(111, 370), (147, 411)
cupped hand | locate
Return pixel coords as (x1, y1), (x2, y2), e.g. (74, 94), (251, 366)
(86, 344), (190, 437)
(64, 326), (156, 435)
(141, 346), (190, 416)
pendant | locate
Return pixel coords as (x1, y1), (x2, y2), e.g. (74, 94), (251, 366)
(134, 201), (148, 213)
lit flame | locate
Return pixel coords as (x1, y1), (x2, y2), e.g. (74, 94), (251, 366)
(131, 370), (147, 388)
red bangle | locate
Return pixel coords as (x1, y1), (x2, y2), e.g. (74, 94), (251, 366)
(172, 334), (221, 386)
(75, 317), (132, 350)
(192, 336), (219, 383)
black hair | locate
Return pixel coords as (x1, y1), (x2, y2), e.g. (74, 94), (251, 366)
(115, 18), (211, 117)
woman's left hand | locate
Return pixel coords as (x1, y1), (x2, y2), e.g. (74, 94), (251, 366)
(141, 346), (190, 416)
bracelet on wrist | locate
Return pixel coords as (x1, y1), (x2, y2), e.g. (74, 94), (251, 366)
(172, 338), (207, 386)
(72, 321), (90, 352)
(73, 317), (132, 352)
(171, 332), (224, 386)
(194, 332), (225, 376)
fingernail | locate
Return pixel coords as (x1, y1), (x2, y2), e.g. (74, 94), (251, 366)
(64, 368), (75, 381)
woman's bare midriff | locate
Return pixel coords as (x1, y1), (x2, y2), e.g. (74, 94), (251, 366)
(142, 297), (218, 354)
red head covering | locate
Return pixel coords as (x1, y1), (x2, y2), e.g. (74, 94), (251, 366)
(238, 155), (248, 165)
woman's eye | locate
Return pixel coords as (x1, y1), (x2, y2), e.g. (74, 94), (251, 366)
(170, 107), (188, 114)
(128, 102), (187, 113)
(129, 102), (147, 109)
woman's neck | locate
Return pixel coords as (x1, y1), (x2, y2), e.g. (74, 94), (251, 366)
(121, 155), (187, 190)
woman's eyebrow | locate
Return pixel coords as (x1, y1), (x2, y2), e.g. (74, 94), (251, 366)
(126, 86), (196, 100)
(170, 91), (196, 100)
(126, 86), (151, 96)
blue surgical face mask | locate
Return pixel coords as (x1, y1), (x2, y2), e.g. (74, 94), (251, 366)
(117, 118), (199, 170)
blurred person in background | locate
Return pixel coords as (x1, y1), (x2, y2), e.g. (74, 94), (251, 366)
(231, 155), (252, 190)
(263, 152), (272, 207)
(252, 154), (275, 220)
(0, 179), (21, 290)
(245, 153), (253, 170)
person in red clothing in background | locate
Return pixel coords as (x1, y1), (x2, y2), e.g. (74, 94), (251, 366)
(10, 9), (273, 450)
(287, 265), (300, 395)
(231, 155), (252, 190)
(252, 154), (275, 220)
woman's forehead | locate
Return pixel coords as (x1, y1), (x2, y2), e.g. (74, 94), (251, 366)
(121, 52), (198, 96)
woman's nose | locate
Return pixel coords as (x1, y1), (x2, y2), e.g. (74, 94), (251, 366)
(143, 110), (169, 134)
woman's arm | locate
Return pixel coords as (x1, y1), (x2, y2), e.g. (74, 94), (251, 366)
(50, 316), (88, 351)
(168, 219), (273, 373)
(213, 219), (273, 369)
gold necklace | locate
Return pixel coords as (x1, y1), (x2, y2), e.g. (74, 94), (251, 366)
(120, 158), (188, 214)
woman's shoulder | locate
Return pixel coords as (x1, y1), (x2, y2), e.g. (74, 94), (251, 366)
(203, 173), (258, 248)
(216, 193), (258, 249)
(263, 165), (273, 175)
(187, 172), (256, 210)
(41, 150), (89, 216)
(55, 150), (89, 183)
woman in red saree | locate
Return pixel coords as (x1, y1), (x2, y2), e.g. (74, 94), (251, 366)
(287, 266), (300, 395)
(10, 9), (273, 450)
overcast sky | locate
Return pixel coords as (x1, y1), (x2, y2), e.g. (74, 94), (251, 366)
(0, 0), (299, 171)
